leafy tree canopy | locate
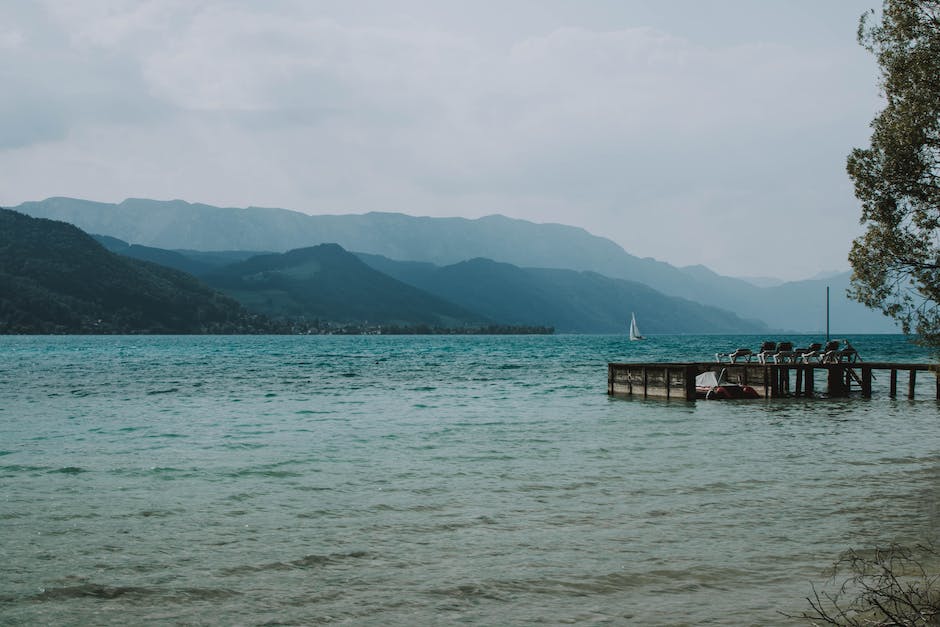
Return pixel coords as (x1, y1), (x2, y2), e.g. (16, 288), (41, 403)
(847, 0), (940, 344)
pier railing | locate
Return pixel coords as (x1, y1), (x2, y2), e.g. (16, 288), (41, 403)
(607, 362), (938, 401)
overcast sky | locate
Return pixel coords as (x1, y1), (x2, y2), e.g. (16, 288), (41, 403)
(0, 1), (883, 280)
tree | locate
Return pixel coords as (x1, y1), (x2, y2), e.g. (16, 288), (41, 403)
(847, 0), (940, 345)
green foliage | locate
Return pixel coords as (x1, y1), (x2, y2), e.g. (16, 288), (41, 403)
(847, 0), (940, 345)
(0, 209), (280, 334)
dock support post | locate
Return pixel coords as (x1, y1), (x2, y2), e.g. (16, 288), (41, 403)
(828, 366), (847, 397)
(795, 367), (803, 397)
(642, 367), (648, 399)
(684, 365), (696, 401)
(909, 369), (917, 399)
(665, 367), (670, 400)
(890, 369), (898, 398)
(805, 366), (814, 398)
(763, 367), (770, 398)
(861, 366), (872, 398)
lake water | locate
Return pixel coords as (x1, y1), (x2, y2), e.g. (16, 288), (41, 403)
(2, 334), (939, 625)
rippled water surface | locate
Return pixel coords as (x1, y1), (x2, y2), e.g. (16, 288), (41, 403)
(2, 334), (939, 625)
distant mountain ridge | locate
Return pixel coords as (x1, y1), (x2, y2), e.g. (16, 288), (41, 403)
(358, 254), (767, 334)
(16, 196), (900, 333)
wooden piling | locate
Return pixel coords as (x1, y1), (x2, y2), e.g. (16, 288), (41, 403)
(890, 369), (898, 398)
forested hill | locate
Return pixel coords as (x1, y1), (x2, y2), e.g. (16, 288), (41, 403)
(0, 209), (276, 333)
(201, 243), (492, 329)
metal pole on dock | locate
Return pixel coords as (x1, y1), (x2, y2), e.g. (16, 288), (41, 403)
(826, 286), (830, 342)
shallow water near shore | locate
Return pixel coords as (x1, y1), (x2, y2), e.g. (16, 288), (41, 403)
(2, 334), (939, 624)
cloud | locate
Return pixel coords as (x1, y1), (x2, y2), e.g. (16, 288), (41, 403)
(0, 1), (880, 279)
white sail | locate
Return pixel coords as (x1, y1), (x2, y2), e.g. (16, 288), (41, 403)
(629, 313), (644, 341)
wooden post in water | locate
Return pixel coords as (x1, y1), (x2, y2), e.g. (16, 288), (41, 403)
(828, 365), (847, 397)
(861, 366), (872, 398)
(685, 365), (697, 401)
(805, 366), (814, 398)
(890, 369), (898, 398)
(642, 367), (648, 399)
(909, 369), (917, 399)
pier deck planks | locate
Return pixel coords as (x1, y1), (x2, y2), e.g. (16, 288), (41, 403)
(608, 362), (937, 401)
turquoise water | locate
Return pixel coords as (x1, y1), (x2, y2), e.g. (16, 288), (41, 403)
(1, 334), (938, 625)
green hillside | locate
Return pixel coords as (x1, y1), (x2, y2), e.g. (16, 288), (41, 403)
(202, 244), (490, 328)
(0, 209), (276, 334)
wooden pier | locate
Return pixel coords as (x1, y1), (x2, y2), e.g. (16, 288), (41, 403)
(607, 362), (938, 401)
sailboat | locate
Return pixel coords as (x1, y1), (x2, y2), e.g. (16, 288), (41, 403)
(629, 312), (644, 341)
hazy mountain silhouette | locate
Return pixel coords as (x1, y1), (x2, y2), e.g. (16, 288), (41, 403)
(358, 254), (768, 334)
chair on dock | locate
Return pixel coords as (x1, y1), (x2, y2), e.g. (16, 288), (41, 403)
(795, 342), (824, 363)
(715, 348), (753, 363)
(770, 341), (798, 364)
(822, 339), (859, 363)
(755, 341), (777, 364)
(817, 340), (841, 363)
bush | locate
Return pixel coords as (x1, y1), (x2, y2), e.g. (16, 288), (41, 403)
(795, 544), (940, 626)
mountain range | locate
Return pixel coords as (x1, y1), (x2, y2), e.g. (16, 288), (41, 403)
(14, 196), (899, 333)
(356, 254), (765, 334)
(92, 235), (764, 333)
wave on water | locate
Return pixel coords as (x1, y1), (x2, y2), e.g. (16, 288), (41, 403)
(220, 551), (370, 576)
(0, 465), (48, 475)
(146, 388), (179, 395)
(48, 466), (87, 474)
(427, 566), (750, 600)
(29, 583), (239, 602)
